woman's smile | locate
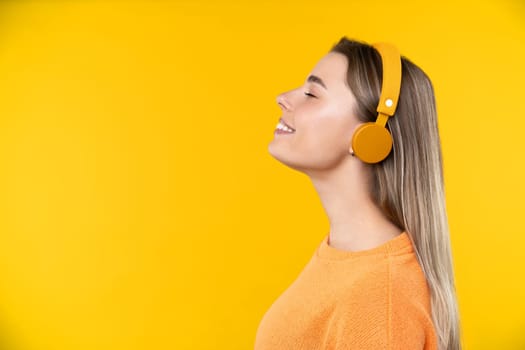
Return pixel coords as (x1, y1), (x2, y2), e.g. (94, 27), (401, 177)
(274, 120), (295, 135)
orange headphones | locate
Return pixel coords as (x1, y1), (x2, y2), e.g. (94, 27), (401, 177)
(350, 42), (402, 164)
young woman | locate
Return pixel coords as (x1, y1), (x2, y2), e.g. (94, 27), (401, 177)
(255, 37), (462, 350)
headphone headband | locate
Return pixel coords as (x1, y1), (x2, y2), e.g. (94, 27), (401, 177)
(371, 42), (402, 119)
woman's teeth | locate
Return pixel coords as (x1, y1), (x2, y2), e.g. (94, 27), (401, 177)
(275, 121), (295, 133)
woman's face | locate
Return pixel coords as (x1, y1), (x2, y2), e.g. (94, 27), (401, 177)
(268, 52), (361, 173)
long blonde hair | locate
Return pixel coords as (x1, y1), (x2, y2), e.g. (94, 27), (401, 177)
(329, 37), (462, 350)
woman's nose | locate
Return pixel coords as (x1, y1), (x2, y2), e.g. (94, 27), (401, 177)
(276, 94), (291, 111)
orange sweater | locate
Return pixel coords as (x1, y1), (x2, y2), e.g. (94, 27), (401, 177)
(254, 231), (438, 350)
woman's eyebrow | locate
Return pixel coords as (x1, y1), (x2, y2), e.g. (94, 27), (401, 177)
(306, 75), (328, 90)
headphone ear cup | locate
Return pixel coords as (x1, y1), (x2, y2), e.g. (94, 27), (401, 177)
(351, 122), (393, 164)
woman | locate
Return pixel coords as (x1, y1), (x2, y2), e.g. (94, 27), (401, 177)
(255, 37), (462, 350)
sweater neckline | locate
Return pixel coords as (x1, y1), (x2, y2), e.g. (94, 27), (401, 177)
(316, 231), (414, 260)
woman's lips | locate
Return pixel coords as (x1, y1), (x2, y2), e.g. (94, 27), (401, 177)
(274, 128), (294, 135)
(279, 118), (295, 131)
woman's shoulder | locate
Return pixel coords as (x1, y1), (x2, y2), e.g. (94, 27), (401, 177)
(389, 251), (432, 307)
(338, 250), (432, 316)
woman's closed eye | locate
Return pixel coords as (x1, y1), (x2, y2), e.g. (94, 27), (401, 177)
(304, 92), (317, 98)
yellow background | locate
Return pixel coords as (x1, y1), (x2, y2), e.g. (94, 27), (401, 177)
(0, 0), (524, 349)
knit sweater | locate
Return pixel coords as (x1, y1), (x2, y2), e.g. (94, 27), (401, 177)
(254, 231), (438, 350)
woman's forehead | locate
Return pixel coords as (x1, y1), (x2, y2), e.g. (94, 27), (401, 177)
(308, 52), (348, 90)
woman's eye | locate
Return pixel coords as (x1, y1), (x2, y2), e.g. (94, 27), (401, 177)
(304, 92), (317, 98)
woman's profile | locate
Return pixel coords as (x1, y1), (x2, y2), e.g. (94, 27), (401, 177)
(255, 37), (462, 350)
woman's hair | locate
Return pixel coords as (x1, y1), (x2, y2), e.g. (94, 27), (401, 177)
(329, 37), (462, 350)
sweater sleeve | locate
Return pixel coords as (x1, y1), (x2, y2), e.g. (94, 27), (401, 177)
(390, 294), (427, 349)
(390, 258), (438, 350)
(326, 293), (428, 350)
(326, 273), (429, 350)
